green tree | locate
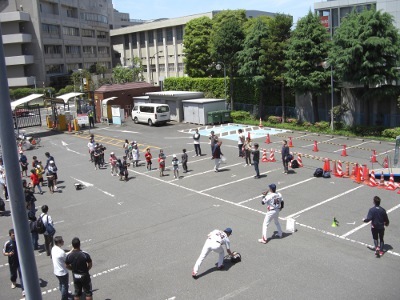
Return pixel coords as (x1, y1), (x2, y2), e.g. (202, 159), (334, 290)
(210, 10), (246, 109)
(284, 11), (331, 122)
(71, 69), (90, 92)
(330, 8), (400, 125)
(183, 17), (213, 77)
(237, 17), (269, 117)
(112, 64), (134, 84)
(262, 14), (292, 121)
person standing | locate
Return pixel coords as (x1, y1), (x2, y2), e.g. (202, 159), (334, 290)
(212, 141), (223, 172)
(209, 131), (218, 154)
(252, 143), (260, 179)
(237, 129), (245, 157)
(28, 211), (39, 250)
(30, 169), (43, 194)
(172, 154), (180, 179)
(181, 149), (188, 173)
(87, 138), (96, 162)
(243, 136), (252, 166)
(258, 184), (283, 244)
(363, 196), (389, 257)
(44, 152), (55, 171)
(52, 236), (70, 300)
(88, 110), (95, 128)
(3, 229), (24, 297)
(93, 145), (102, 170)
(158, 149), (166, 177)
(19, 151), (29, 177)
(193, 129), (202, 157)
(192, 228), (234, 278)
(131, 143), (140, 167)
(145, 148), (152, 171)
(109, 152), (118, 176)
(40, 205), (55, 256)
(65, 237), (93, 300)
(281, 140), (290, 174)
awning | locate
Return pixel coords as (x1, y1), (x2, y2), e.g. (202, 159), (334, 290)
(102, 97), (118, 105)
(11, 93), (44, 110)
(56, 92), (84, 104)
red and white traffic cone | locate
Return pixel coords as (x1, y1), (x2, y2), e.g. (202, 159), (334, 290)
(385, 174), (396, 191)
(313, 141), (319, 152)
(341, 145), (348, 157)
(288, 137), (294, 147)
(335, 160), (343, 177)
(383, 156), (389, 168)
(342, 162), (350, 178)
(332, 160), (338, 176)
(269, 149), (276, 162)
(262, 149), (269, 162)
(377, 171), (386, 188)
(350, 164), (357, 180)
(368, 171), (378, 187)
(370, 150), (377, 163)
(297, 154), (303, 167)
(265, 134), (271, 144)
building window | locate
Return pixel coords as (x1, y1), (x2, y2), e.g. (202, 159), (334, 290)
(131, 33), (137, 48)
(98, 46), (109, 54)
(44, 45), (62, 54)
(166, 27), (173, 42)
(42, 23), (60, 36)
(81, 29), (95, 38)
(148, 30), (154, 45)
(176, 25), (183, 41)
(168, 63), (175, 72)
(139, 32), (145, 46)
(83, 46), (96, 54)
(159, 64), (165, 72)
(124, 34), (129, 47)
(62, 26), (79, 36)
(66, 64), (80, 72)
(97, 31), (107, 39)
(62, 5), (78, 18)
(65, 45), (81, 54)
(157, 29), (163, 43)
(178, 63), (184, 72)
(80, 12), (108, 24)
(46, 64), (64, 74)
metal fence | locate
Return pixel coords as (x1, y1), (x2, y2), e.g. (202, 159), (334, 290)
(13, 106), (42, 129)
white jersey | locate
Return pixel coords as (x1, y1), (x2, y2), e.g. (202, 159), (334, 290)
(262, 192), (283, 210)
(208, 229), (231, 250)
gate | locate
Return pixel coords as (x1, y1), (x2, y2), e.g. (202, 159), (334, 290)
(13, 105), (42, 129)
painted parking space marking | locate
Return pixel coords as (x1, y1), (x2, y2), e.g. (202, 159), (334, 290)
(71, 177), (115, 198)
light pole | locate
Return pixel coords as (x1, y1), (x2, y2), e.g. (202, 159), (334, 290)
(31, 76), (36, 92)
(150, 50), (163, 84)
(216, 61), (227, 102)
(322, 61), (334, 131)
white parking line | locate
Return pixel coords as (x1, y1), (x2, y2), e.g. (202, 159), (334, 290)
(168, 162), (244, 181)
(284, 185), (364, 219)
(333, 141), (370, 152)
(341, 203), (400, 238)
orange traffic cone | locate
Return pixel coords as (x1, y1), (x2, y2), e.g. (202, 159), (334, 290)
(288, 137), (293, 147)
(362, 165), (369, 183)
(354, 164), (362, 184)
(342, 162), (350, 178)
(269, 149), (276, 162)
(350, 164), (357, 180)
(341, 145), (348, 157)
(262, 149), (268, 162)
(368, 171), (378, 187)
(335, 160), (343, 177)
(332, 160), (338, 176)
(68, 122), (72, 133)
(297, 154), (303, 167)
(383, 156), (389, 168)
(377, 171), (386, 188)
(385, 174), (396, 191)
(265, 134), (271, 144)
(259, 118), (263, 128)
(323, 158), (331, 172)
(313, 141), (319, 152)
(370, 150), (377, 163)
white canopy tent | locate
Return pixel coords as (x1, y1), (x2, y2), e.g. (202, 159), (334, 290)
(101, 96), (118, 105)
(11, 94), (44, 110)
(56, 92), (84, 104)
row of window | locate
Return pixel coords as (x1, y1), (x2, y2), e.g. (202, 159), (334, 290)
(44, 45), (109, 55)
(125, 25), (183, 48)
(147, 63), (184, 72)
(47, 61), (111, 74)
(42, 23), (108, 39)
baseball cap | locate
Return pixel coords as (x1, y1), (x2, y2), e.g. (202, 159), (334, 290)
(19, 150), (23, 154)
(173, 154), (177, 158)
(110, 152), (114, 155)
(224, 228), (233, 235)
(269, 184), (277, 193)
(49, 160), (54, 164)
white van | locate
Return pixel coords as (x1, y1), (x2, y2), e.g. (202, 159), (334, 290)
(131, 103), (170, 126)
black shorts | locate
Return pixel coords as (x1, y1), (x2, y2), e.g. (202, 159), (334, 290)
(371, 227), (385, 241)
(73, 273), (92, 297)
(21, 164), (28, 171)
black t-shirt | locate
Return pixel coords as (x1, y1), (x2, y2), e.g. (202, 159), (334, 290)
(66, 250), (92, 274)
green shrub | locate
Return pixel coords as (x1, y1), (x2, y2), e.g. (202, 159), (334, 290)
(268, 116), (282, 124)
(231, 110), (251, 121)
(302, 122), (312, 128)
(351, 126), (384, 137)
(382, 128), (400, 139)
(286, 118), (297, 124)
(314, 121), (330, 130)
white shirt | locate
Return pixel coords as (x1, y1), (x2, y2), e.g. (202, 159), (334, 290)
(40, 213), (53, 227)
(193, 133), (200, 145)
(208, 229), (231, 250)
(262, 192), (283, 210)
(238, 133), (245, 145)
(51, 245), (68, 276)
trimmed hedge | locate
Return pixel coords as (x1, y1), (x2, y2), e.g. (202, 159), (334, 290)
(382, 127), (400, 139)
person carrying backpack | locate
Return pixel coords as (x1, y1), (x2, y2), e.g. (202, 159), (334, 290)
(40, 205), (55, 257)
(281, 140), (290, 174)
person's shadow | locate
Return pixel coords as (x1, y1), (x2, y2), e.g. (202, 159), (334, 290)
(193, 256), (238, 279)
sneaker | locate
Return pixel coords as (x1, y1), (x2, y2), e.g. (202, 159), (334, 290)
(192, 271), (198, 278)
(244, 164), (247, 167)
(217, 265), (224, 270)
(379, 251), (384, 256)
(11, 282), (16, 289)
(258, 239), (267, 244)
(375, 247), (380, 257)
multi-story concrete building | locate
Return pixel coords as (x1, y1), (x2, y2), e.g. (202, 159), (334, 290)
(110, 10), (276, 86)
(0, 0), (135, 89)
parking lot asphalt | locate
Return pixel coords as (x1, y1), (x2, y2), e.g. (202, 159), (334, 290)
(1, 120), (400, 300)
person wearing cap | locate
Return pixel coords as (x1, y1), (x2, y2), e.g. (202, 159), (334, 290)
(212, 141), (223, 172)
(35, 162), (44, 187)
(192, 228), (234, 278)
(19, 151), (29, 177)
(259, 184), (283, 244)
(171, 154), (179, 179)
(281, 140), (290, 174)
(252, 143), (261, 178)
(109, 152), (118, 176)
(158, 149), (166, 177)
(131, 143), (140, 167)
(209, 131), (219, 154)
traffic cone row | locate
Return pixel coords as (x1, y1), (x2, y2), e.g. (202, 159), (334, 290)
(269, 149), (276, 162)
(368, 171), (378, 187)
(297, 154), (303, 167)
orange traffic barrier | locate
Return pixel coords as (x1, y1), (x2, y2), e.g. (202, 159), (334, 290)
(265, 134), (271, 144)
(269, 149), (276, 162)
(297, 154), (303, 167)
(368, 171), (378, 187)
(288, 137), (293, 147)
(342, 162), (350, 178)
(386, 174), (396, 191)
(261, 149), (268, 162)
(313, 140), (319, 152)
(341, 145), (348, 157)
(370, 150), (377, 163)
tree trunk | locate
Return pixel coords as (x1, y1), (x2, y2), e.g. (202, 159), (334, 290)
(259, 87), (265, 119)
(312, 93), (319, 122)
(281, 79), (285, 123)
(229, 71), (234, 111)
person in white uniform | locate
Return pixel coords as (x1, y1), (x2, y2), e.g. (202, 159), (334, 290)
(258, 184), (283, 244)
(192, 228), (233, 278)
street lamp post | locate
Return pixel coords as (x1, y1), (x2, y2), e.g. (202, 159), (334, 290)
(31, 76), (36, 92)
(215, 62), (227, 102)
(322, 61), (334, 131)
(150, 50), (163, 84)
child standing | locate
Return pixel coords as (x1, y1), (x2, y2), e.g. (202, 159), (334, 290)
(35, 162), (44, 187)
(132, 143), (140, 167)
(145, 148), (152, 171)
(181, 149), (188, 173)
(158, 149), (166, 177)
(172, 154), (179, 179)
(30, 169), (43, 194)
(109, 152), (118, 176)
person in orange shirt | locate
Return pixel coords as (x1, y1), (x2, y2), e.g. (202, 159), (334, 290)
(145, 148), (152, 171)
(30, 169), (43, 194)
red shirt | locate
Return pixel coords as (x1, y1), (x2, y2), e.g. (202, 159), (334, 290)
(145, 152), (152, 162)
(30, 173), (39, 185)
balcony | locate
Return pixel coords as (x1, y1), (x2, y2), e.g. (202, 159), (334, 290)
(5, 55), (34, 66)
(8, 76), (35, 88)
(2, 33), (32, 44)
(0, 11), (30, 23)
